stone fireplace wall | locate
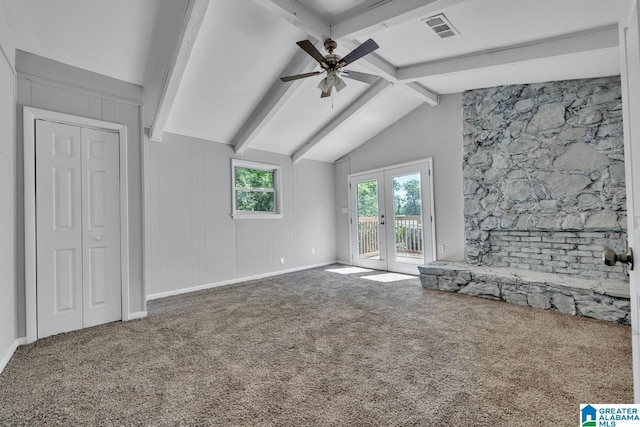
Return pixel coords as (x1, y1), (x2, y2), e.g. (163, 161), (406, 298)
(462, 77), (627, 281)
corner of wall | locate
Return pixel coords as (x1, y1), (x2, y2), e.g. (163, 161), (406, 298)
(0, 2), (16, 72)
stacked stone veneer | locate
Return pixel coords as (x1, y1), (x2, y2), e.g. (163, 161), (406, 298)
(463, 77), (628, 281)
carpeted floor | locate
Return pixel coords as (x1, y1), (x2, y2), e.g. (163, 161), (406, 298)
(0, 265), (633, 426)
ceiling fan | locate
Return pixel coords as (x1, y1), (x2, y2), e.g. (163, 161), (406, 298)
(280, 38), (380, 98)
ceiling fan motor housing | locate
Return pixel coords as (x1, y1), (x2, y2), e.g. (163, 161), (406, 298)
(323, 54), (341, 69)
(324, 39), (338, 54)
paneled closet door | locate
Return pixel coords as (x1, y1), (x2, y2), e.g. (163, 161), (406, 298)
(36, 120), (121, 338)
(36, 121), (84, 338)
(81, 128), (121, 328)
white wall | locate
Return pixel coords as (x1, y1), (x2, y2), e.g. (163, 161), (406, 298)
(146, 132), (337, 297)
(336, 94), (465, 263)
(0, 3), (18, 371)
(15, 51), (147, 333)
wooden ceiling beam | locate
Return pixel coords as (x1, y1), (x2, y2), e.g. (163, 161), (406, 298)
(292, 78), (392, 163)
(233, 47), (319, 154)
(251, 0), (330, 41)
(150, 0), (210, 141)
(397, 24), (619, 82)
(331, 0), (465, 40)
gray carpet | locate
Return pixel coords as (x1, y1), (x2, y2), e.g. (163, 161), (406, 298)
(0, 265), (633, 426)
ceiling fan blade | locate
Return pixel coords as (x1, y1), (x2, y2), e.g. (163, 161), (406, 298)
(320, 86), (332, 98)
(297, 40), (328, 67)
(342, 70), (379, 84)
(339, 39), (379, 67)
(280, 71), (322, 82)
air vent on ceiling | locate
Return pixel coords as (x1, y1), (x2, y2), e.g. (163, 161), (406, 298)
(424, 13), (460, 38)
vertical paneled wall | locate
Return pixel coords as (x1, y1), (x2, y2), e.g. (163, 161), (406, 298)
(146, 132), (337, 297)
(15, 51), (146, 333)
(0, 9), (17, 367)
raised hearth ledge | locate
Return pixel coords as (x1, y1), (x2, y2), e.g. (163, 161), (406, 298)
(418, 261), (630, 324)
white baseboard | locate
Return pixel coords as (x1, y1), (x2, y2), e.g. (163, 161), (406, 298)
(147, 261), (338, 301)
(127, 311), (148, 321)
(1, 338), (27, 374)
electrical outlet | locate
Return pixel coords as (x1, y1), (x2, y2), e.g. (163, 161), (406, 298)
(438, 245), (445, 254)
(280, 258), (285, 265)
(311, 248), (316, 254)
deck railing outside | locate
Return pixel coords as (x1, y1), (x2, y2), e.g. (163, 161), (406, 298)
(357, 215), (423, 258)
(358, 217), (380, 257)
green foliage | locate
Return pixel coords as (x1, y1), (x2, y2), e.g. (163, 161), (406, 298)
(236, 191), (275, 212)
(235, 167), (274, 189)
(357, 177), (422, 218)
(357, 181), (378, 217)
(235, 167), (276, 212)
(400, 179), (421, 216)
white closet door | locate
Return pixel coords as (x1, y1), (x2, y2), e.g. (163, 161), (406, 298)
(36, 121), (121, 338)
(81, 127), (121, 328)
(36, 120), (84, 338)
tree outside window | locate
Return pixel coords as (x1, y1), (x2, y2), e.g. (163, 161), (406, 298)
(232, 160), (282, 219)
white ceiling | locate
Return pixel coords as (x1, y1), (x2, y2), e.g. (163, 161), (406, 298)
(367, 0), (618, 66)
(1, 0), (188, 126)
(1, 0), (622, 163)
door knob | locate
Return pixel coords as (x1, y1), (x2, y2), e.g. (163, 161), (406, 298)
(602, 248), (634, 270)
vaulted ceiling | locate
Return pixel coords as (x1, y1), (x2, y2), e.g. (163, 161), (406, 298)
(2, 0), (620, 163)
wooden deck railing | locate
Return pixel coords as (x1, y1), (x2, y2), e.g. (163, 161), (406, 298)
(357, 215), (423, 258)
(358, 217), (380, 257)
(395, 215), (423, 254)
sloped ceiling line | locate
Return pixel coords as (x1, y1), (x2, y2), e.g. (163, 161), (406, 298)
(397, 24), (620, 82)
(233, 44), (320, 154)
(252, 0), (442, 104)
(150, 0), (210, 141)
(330, 0), (465, 40)
(292, 78), (392, 163)
(245, 0), (445, 158)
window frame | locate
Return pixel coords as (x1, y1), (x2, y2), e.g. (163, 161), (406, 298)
(231, 159), (283, 219)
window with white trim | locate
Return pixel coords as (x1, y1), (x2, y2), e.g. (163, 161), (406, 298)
(231, 159), (282, 219)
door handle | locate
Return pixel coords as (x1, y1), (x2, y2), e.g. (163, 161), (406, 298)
(602, 248), (634, 270)
(93, 236), (103, 241)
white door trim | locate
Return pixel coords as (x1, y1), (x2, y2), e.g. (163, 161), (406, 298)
(348, 158), (436, 272)
(24, 106), (130, 344)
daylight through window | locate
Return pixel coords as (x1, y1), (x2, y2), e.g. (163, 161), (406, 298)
(232, 159), (282, 218)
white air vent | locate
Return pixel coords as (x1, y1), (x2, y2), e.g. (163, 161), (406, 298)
(424, 13), (460, 38)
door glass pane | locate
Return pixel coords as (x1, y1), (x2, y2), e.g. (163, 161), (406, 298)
(392, 173), (423, 264)
(357, 180), (380, 260)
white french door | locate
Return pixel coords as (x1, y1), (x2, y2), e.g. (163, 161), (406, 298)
(619, 0), (640, 401)
(349, 160), (435, 275)
(35, 120), (121, 338)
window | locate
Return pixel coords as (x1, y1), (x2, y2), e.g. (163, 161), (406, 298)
(231, 159), (282, 219)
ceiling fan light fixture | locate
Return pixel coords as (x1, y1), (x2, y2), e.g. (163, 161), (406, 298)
(283, 38), (379, 98)
(317, 77), (330, 92)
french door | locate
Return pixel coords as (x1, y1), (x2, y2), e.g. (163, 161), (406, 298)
(619, 0), (640, 401)
(35, 120), (122, 338)
(349, 161), (434, 274)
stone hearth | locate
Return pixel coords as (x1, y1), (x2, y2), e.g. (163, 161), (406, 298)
(419, 261), (630, 324)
